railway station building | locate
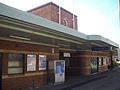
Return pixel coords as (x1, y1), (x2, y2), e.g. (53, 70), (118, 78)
(0, 2), (119, 90)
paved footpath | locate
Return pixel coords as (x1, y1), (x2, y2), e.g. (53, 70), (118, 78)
(25, 67), (120, 90)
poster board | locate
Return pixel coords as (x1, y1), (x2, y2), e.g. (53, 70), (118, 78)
(39, 55), (46, 70)
(27, 54), (36, 71)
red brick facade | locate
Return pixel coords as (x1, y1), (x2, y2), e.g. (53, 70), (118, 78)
(28, 2), (78, 30)
(0, 2), (117, 90)
(60, 50), (111, 76)
(0, 39), (114, 89)
(0, 40), (59, 90)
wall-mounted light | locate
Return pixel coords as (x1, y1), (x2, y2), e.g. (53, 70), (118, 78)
(9, 35), (31, 41)
(52, 48), (55, 54)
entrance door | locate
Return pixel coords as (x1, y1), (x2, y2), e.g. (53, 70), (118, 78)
(0, 53), (2, 90)
(91, 58), (99, 74)
(59, 52), (70, 76)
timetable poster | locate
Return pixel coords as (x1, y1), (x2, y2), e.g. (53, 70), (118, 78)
(27, 54), (36, 71)
(39, 55), (46, 70)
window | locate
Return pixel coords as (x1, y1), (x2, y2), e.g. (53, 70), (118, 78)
(107, 57), (111, 65)
(8, 53), (24, 74)
(101, 57), (103, 65)
(99, 57), (102, 66)
(103, 57), (106, 65)
(27, 54), (36, 71)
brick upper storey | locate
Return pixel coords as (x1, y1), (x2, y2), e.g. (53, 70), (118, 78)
(28, 2), (78, 30)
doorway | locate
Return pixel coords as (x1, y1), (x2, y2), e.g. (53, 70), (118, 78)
(91, 57), (99, 74)
(59, 52), (71, 76)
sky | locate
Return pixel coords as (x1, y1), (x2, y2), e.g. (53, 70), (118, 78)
(0, 0), (120, 46)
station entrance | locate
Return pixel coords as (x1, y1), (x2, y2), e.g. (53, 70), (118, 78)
(59, 51), (72, 76)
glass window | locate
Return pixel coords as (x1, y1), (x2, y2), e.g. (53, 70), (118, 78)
(107, 57), (111, 65)
(101, 57), (103, 65)
(8, 53), (24, 74)
(103, 57), (106, 65)
(27, 54), (36, 71)
(99, 57), (102, 66)
(106, 57), (109, 64)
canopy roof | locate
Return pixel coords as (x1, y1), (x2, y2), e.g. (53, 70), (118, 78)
(0, 3), (119, 50)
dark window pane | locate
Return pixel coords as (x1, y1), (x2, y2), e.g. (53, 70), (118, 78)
(8, 53), (24, 74)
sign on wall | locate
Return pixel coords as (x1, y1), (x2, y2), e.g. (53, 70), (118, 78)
(27, 54), (36, 71)
(64, 53), (70, 57)
(39, 55), (46, 70)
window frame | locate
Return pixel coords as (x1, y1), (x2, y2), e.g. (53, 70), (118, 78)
(39, 55), (46, 71)
(8, 53), (24, 75)
(26, 54), (37, 72)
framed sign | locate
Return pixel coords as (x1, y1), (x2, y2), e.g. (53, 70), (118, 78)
(64, 53), (70, 57)
(27, 54), (36, 71)
(39, 55), (46, 70)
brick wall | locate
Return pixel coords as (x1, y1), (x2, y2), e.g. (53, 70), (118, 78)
(0, 40), (59, 90)
(2, 75), (47, 90)
(28, 2), (78, 30)
(29, 4), (52, 21)
(67, 50), (111, 75)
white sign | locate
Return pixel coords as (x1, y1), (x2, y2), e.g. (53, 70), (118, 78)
(27, 54), (36, 71)
(39, 55), (46, 70)
(64, 53), (70, 57)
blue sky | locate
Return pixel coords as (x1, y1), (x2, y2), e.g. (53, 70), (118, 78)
(0, 0), (120, 46)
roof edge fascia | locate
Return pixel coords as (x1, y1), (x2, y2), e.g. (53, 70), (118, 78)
(88, 35), (119, 48)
